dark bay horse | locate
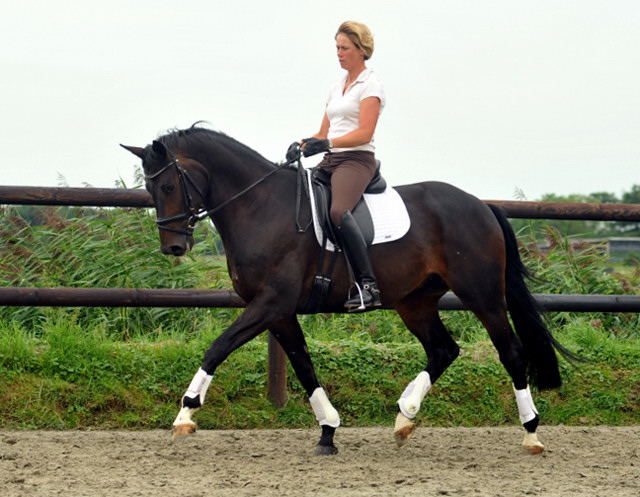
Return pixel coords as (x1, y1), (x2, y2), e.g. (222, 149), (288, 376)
(122, 125), (574, 455)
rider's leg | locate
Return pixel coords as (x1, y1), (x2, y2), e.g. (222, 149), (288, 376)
(336, 210), (381, 311)
(325, 152), (379, 311)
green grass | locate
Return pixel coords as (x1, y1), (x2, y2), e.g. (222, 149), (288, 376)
(0, 206), (638, 429)
(0, 319), (637, 429)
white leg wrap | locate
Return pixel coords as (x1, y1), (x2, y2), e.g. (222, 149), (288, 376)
(185, 368), (213, 405)
(513, 385), (538, 425)
(397, 371), (432, 419)
(310, 387), (340, 428)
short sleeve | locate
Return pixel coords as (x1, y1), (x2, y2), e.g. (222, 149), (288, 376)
(359, 74), (386, 110)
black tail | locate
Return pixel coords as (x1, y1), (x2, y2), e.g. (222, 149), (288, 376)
(487, 204), (577, 390)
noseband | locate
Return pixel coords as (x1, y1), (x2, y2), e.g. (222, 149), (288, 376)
(145, 147), (302, 236)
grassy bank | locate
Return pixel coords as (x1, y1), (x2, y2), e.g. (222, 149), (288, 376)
(0, 316), (638, 429)
(0, 206), (638, 429)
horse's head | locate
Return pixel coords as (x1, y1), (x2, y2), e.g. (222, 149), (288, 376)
(121, 140), (208, 257)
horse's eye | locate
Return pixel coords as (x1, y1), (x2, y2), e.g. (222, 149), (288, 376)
(161, 184), (176, 195)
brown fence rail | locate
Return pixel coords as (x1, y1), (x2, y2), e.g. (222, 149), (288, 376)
(0, 186), (154, 208)
(3, 185), (640, 220)
(2, 288), (640, 312)
(3, 185), (640, 407)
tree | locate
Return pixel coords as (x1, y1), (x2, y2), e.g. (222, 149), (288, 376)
(617, 185), (640, 235)
(622, 185), (640, 204)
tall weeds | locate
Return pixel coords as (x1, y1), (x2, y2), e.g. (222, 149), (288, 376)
(0, 205), (231, 340)
(2, 207), (639, 342)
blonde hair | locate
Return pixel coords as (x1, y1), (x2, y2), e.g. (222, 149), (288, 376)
(336, 21), (374, 60)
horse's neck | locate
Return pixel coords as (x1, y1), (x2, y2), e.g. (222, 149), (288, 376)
(206, 142), (275, 186)
(203, 150), (295, 231)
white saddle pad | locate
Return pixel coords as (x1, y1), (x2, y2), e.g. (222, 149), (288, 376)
(306, 169), (411, 251)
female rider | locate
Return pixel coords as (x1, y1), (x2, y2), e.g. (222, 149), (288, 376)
(294, 20), (386, 311)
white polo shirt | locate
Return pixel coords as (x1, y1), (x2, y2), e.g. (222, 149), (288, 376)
(325, 68), (385, 153)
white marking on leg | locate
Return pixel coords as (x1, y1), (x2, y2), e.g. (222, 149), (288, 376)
(173, 406), (197, 427)
(397, 371), (432, 419)
(394, 411), (414, 432)
(522, 431), (545, 454)
(513, 385), (538, 425)
(310, 387), (340, 428)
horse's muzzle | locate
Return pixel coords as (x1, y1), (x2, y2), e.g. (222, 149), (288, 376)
(161, 235), (194, 257)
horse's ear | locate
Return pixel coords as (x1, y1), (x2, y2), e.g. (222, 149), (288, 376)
(120, 144), (146, 159)
(151, 140), (167, 157)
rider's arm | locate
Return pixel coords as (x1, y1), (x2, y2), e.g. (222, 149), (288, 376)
(311, 113), (330, 140)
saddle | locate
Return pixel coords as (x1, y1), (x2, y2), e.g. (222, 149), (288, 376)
(301, 162), (388, 313)
(309, 161), (387, 247)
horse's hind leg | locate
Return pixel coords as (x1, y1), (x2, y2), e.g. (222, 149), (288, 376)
(467, 303), (545, 454)
(269, 316), (340, 456)
(393, 291), (460, 447)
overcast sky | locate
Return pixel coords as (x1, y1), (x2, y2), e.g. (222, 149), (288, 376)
(1, 0), (638, 201)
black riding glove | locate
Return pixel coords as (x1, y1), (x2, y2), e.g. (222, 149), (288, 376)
(301, 138), (330, 158)
(286, 141), (301, 162)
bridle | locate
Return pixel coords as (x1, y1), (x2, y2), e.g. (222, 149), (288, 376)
(144, 150), (209, 236)
(145, 146), (303, 236)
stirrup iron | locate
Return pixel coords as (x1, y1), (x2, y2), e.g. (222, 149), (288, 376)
(344, 281), (381, 312)
(346, 282), (367, 312)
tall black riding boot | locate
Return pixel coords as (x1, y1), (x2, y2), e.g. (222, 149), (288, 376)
(336, 210), (382, 312)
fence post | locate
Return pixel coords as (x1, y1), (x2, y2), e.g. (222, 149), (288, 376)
(267, 332), (287, 408)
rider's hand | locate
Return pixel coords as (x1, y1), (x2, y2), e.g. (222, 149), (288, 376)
(286, 141), (300, 162)
(301, 138), (330, 158)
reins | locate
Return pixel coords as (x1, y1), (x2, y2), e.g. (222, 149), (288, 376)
(145, 146), (305, 235)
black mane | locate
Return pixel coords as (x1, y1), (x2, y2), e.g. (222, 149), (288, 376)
(157, 123), (275, 167)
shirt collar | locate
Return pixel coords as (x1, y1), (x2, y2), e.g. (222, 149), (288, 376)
(355, 67), (372, 83)
(340, 67), (372, 87)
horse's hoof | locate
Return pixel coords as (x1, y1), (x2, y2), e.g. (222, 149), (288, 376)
(171, 423), (196, 441)
(394, 423), (416, 448)
(522, 432), (545, 454)
(314, 444), (339, 456)
(523, 442), (545, 455)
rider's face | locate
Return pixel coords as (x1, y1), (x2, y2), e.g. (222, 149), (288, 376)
(336, 33), (364, 72)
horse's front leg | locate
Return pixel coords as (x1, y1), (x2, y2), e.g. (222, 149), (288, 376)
(171, 300), (278, 441)
(171, 367), (211, 439)
(270, 317), (340, 455)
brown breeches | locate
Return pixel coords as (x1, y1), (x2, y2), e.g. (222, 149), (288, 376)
(316, 151), (378, 226)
